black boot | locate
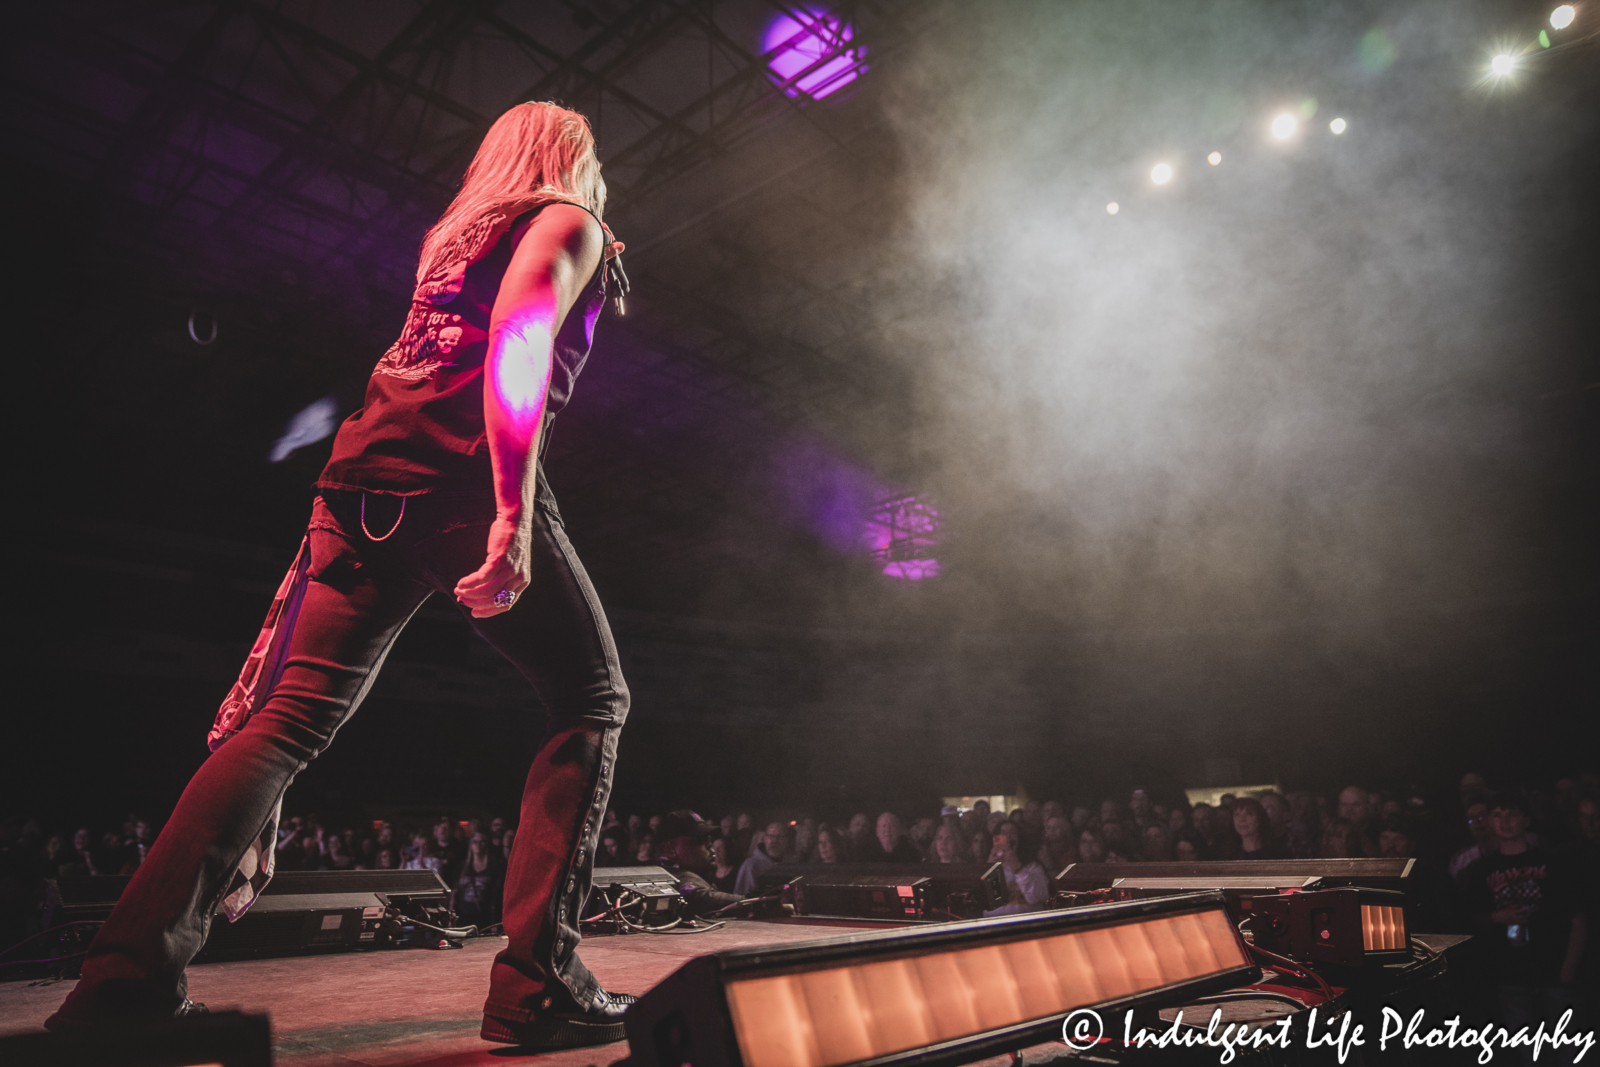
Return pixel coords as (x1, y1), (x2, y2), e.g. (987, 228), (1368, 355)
(480, 988), (635, 1048)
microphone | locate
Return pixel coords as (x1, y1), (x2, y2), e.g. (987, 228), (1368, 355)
(606, 253), (630, 316)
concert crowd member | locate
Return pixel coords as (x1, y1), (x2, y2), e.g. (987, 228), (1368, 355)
(1037, 815), (1075, 873)
(1232, 797), (1289, 860)
(652, 812), (746, 918)
(1458, 793), (1587, 1030)
(597, 826), (627, 865)
(933, 824), (964, 864)
(433, 819), (466, 885)
(872, 812), (924, 863)
(1077, 827), (1105, 864)
(734, 821), (792, 895)
(62, 829), (100, 878)
(709, 835), (740, 889)
(455, 831), (506, 929)
(1450, 797), (1500, 878)
(984, 823), (1049, 915)
(1337, 785), (1379, 857)
(1141, 823), (1174, 863)
(843, 812), (871, 859)
(47, 101), (632, 1050)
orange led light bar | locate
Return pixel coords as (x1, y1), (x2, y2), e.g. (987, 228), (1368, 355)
(725, 908), (1243, 1067)
(626, 892), (1256, 1067)
(1362, 903), (1405, 952)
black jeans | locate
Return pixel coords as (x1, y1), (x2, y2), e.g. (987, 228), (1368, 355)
(51, 487), (629, 1025)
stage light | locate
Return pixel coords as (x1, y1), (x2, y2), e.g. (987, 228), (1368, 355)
(762, 8), (867, 100)
(1329, 117), (1347, 134)
(1207, 151), (1221, 165)
(1106, 201), (1119, 214)
(1270, 113), (1297, 139)
(866, 493), (940, 580)
(1150, 163), (1172, 185)
(1055, 858), (1416, 891)
(1550, 4), (1575, 28)
(1490, 53), (1517, 76)
(625, 893), (1256, 1067)
(1249, 888), (1411, 967)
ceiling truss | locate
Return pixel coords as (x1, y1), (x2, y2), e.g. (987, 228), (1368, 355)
(8, 0), (924, 558)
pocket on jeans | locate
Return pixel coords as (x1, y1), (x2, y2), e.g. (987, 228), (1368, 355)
(307, 503), (366, 586)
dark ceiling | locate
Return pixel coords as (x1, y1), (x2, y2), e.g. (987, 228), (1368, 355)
(10, 0), (928, 614)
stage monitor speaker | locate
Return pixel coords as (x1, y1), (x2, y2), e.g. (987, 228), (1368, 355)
(43, 876), (134, 927)
(625, 890), (1256, 1067)
(195, 869), (452, 961)
(756, 863), (1007, 921)
(1248, 887), (1410, 967)
(0, 1010), (270, 1067)
(794, 873), (935, 921)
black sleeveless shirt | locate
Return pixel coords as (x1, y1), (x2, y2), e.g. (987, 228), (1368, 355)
(318, 199), (607, 497)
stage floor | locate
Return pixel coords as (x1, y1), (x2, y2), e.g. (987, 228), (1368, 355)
(0, 917), (1042, 1067)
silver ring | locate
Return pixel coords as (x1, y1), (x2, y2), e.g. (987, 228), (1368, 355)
(494, 589), (517, 608)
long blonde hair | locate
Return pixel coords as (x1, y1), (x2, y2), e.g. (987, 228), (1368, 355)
(417, 101), (604, 283)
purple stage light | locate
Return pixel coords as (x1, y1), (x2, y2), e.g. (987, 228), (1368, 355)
(867, 493), (942, 580)
(882, 559), (941, 581)
(771, 437), (939, 577)
(762, 8), (867, 100)
(774, 436), (891, 553)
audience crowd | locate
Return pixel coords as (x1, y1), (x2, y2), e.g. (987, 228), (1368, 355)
(4, 772), (1596, 997)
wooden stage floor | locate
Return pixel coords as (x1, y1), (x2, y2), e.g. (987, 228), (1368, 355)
(2, 918), (1025, 1067)
(0, 920), (1481, 1067)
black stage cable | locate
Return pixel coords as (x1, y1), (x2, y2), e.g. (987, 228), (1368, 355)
(1191, 990), (1317, 1010)
(1245, 943), (1336, 1003)
(384, 907), (477, 940)
(707, 894), (781, 917)
(0, 951), (88, 970)
(611, 888), (681, 931)
(0, 921), (104, 965)
(581, 887), (658, 930)
(635, 918), (727, 934)
(581, 888), (727, 934)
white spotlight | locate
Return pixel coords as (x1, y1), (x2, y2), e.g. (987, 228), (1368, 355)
(1550, 5), (1575, 28)
(1106, 201), (1120, 214)
(1150, 163), (1173, 185)
(1270, 113), (1297, 139)
(1207, 151), (1222, 165)
(1329, 117), (1347, 134)
(1490, 53), (1517, 76)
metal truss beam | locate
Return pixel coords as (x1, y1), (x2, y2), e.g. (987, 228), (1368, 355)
(9, 0), (926, 558)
